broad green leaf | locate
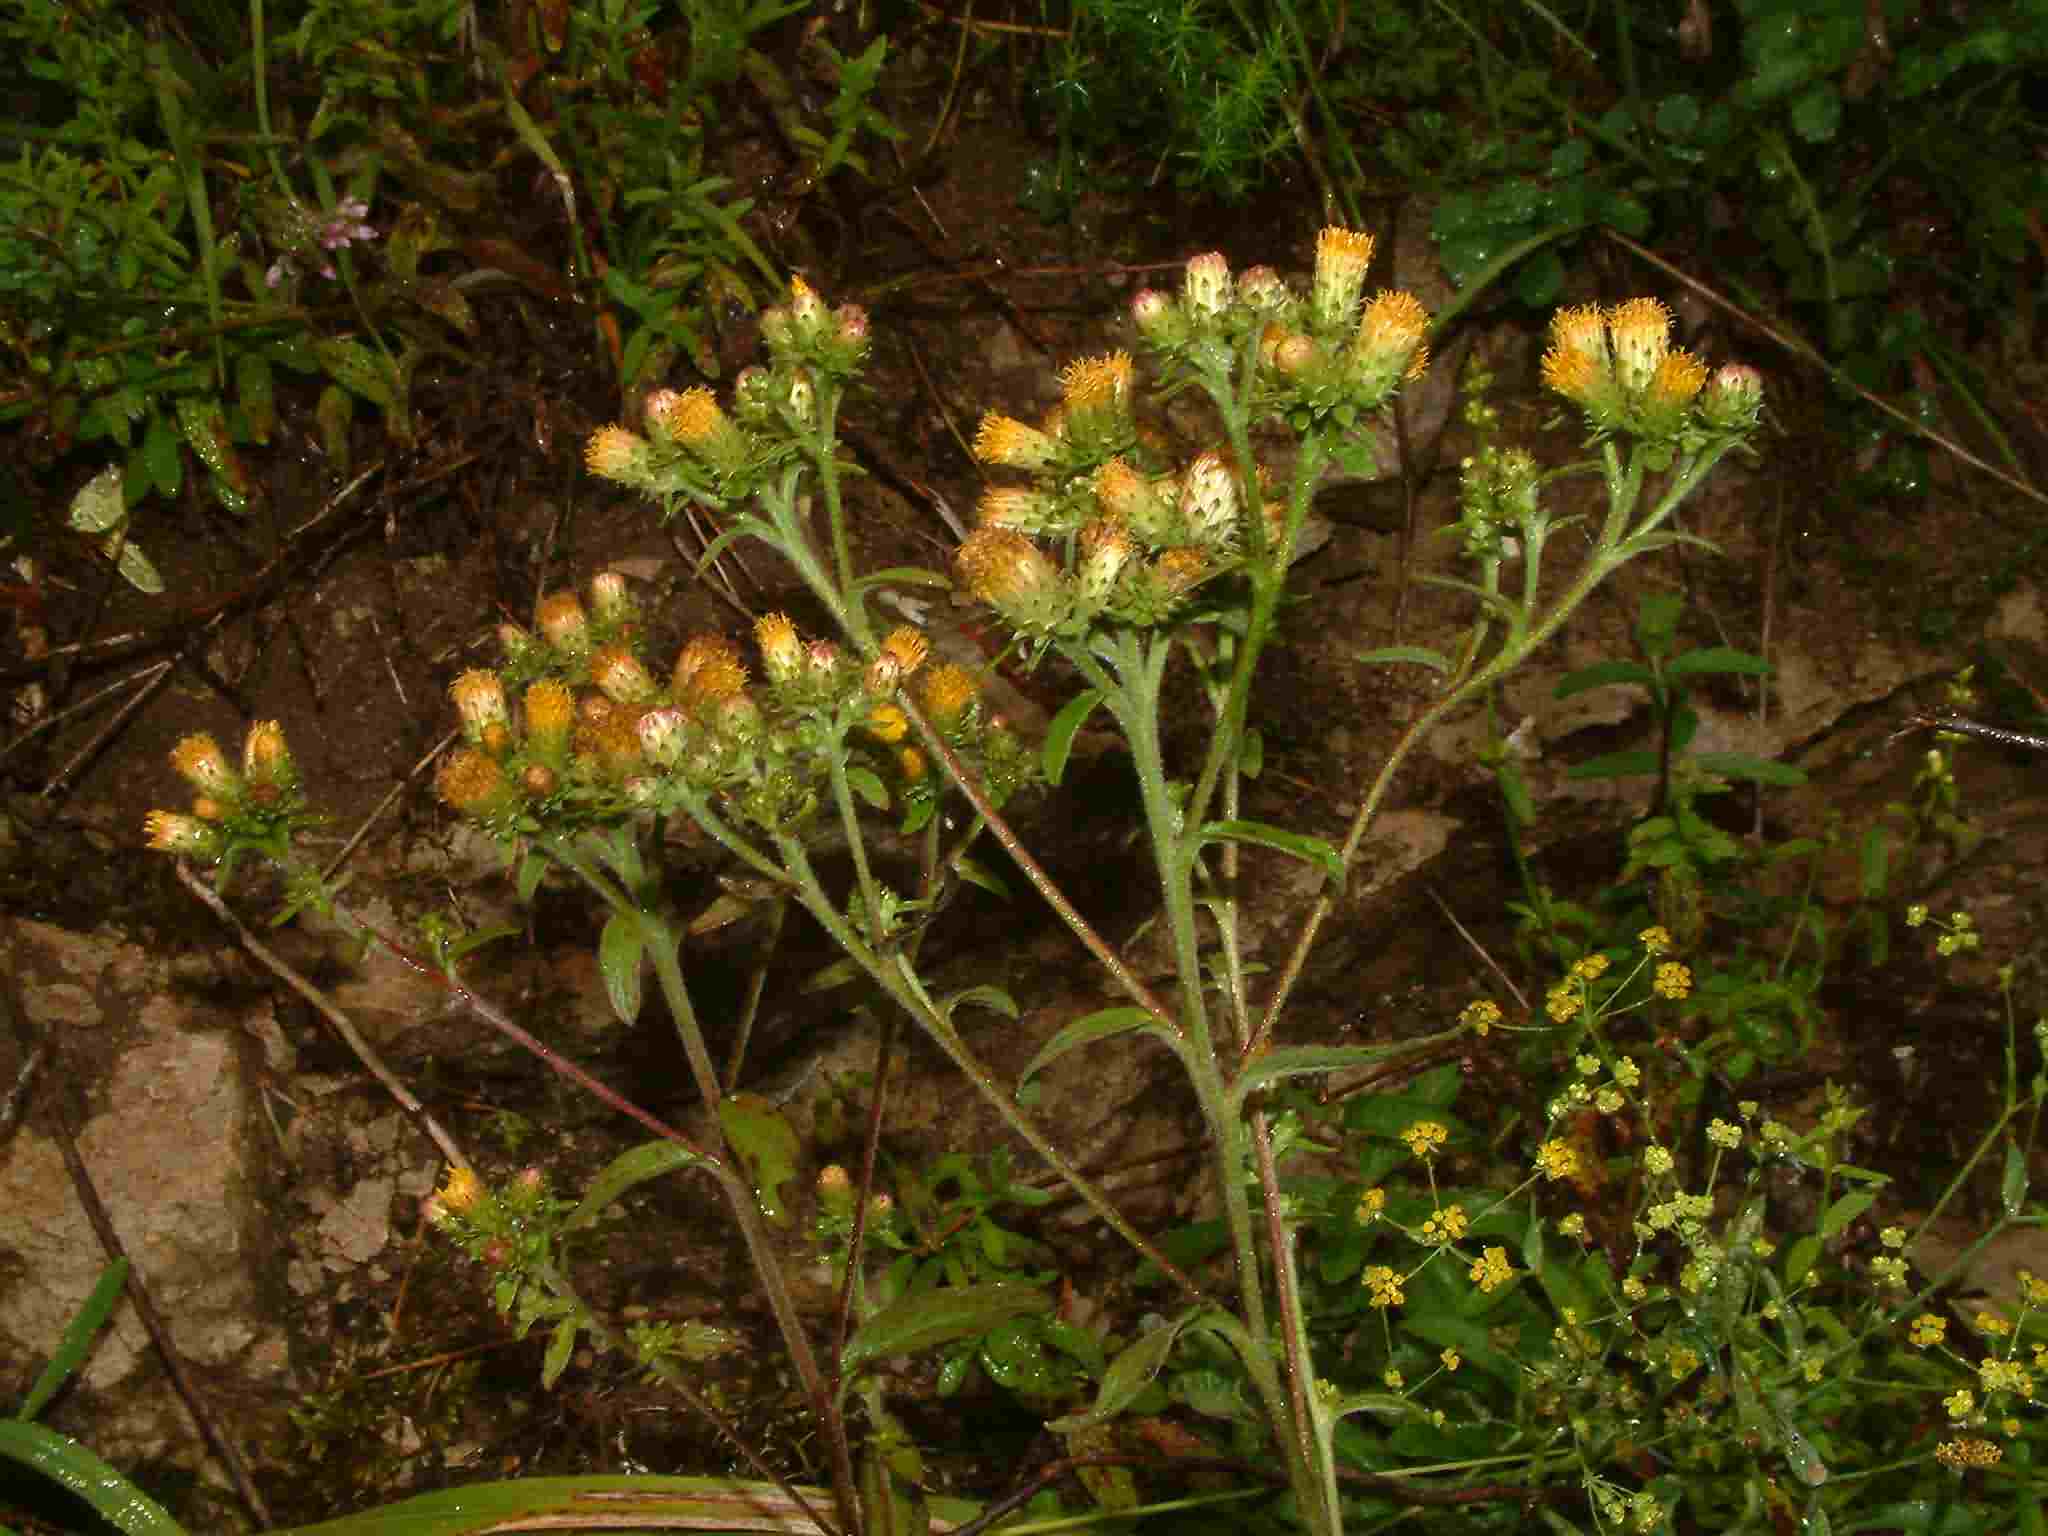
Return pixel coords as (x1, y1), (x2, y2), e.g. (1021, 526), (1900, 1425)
(1818, 1190), (1875, 1239)
(1198, 820), (1343, 884)
(17, 1259), (128, 1422)
(1043, 689), (1103, 787)
(841, 1282), (1049, 1377)
(1046, 1312), (1189, 1433)
(597, 910), (644, 1025)
(718, 1093), (799, 1223)
(1356, 644), (1451, 673)
(846, 764), (890, 810)
(1783, 1233), (1822, 1288)
(142, 408), (182, 498)
(568, 1140), (711, 1230)
(0, 1421), (182, 1535)
(66, 466), (126, 534)
(111, 537), (164, 595)
(1020, 1006), (1174, 1085)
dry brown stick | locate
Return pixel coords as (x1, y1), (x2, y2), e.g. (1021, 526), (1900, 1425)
(174, 861), (469, 1170)
(0, 657), (170, 765)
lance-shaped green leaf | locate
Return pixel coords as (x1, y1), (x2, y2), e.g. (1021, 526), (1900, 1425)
(1043, 689), (1104, 786)
(568, 1140), (714, 1230)
(1020, 1006), (1177, 1085)
(1356, 644), (1452, 673)
(841, 1282), (1049, 1379)
(315, 338), (397, 409)
(1197, 820), (1344, 884)
(16, 1258), (128, 1422)
(1229, 1030), (1461, 1110)
(1046, 1308), (1195, 1433)
(597, 909), (645, 1025)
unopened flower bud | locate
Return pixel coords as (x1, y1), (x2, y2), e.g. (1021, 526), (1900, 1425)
(834, 304), (868, 345)
(521, 762), (558, 797)
(241, 719), (296, 798)
(898, 746), (927, 781)
(1178, 452), (1241, 549)
(783, 370), (816, 426)
(635, 704), (689, 765)
(864, 653), (902, 696)
(1078, 519), (1137, 600)
(1130, 287), (1178, 345)
(866, 703), (909, 743)
(788, 274), (827, 334)
(1606, 297), (1673, 396)
(590, 645), (658, 705)
(1238, 264), (1290, 313)
(589, 569), (630, 621)
(758, 306), (792, 350)
(480, 1238), (512, 1268)
(672, 633), (741, 692)
(450, 669), (509, 745)
(1700, 362), (1764, 431)
(191, 796), (226, 822)
(537, 591), (590, 651)
(498, 622), (538, 666)
(1183, 252), (1231, 318)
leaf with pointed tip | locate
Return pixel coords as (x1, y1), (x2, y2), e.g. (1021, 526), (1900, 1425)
(569, 1140), (713, 1230)
(842, 1283), (1050, 1378)
(597, 910), (644, 1025)
(1021, 1006), (1176, 1085)
(1357, 644), (1452, 673)
(1198, 820), (1343, 884)
(1043, 689), (1104, 787)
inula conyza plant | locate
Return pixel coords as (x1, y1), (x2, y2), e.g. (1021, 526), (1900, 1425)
(119, 230), (2038, 1535)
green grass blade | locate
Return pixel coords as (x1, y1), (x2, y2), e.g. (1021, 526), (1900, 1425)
(15, 1258), (129, 1421)
(0, 1421), (184, 1536)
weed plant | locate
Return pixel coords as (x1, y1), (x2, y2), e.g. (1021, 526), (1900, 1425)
(11, 231), (2030, 1534)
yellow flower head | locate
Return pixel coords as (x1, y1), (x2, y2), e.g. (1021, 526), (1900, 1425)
(1460, 998), (1502, 1035)
(866, 703), (910, 744)
(584, 424), (649, 483)
(1537, 1140), (1579, 1181)
(439, 1165), (485, 1214)
(754, 612), (804, 684)
(957, 527), (1061, 606)
(649, 386), (749, 473)
(1401, 1120), (1449, 1159)
(973, 412), (1059, 470)
(144, 810), (222, 857)
(242, 720), (293, 783)
(437, 747), (515, 816)
(1153, 546), (1209, 597)
(522, 681), (575, 756)
(1059, 351), (1134, 416)
(1363, 1264), (1405, 1308)
(1469, 1246), (1514, 1293)
(450, 670), (509, 743)
(920, 663), (980, 729)
(172, 733), (237, 797)
(881, 626), (929, 678)
(672, 633), (743, 693)
(537, 591), (590, 650)
(591, 645), (657, 706)
(1654, 962), (1693, 999)
(1312, 227), (1376, 327)
(1606, 298), (1673, 395)
(1353, 289), (1430, 381)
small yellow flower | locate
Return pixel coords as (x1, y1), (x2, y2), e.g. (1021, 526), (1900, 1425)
(1422, 1204), (1469, 1244)
(1622, 1276), (1648, 1302)
(1648, 349), (1708, 410)
(2020, 1269), (2048, 1307)
(1382, 1368), (1404, 1390)
(881, 626), (930, 678)
(897, 746), (927, 781)
(1613, 1057), (1641, 1088)
(1469, 1246), (1513, 1293)
(1977, 1311), (2013, 1338)
(584, 423), (649, 482)
(1440, 1348), (1461, 1372)
(1575, 1053), (1602, 1077)
(1355, 1187), (1386, 1224)
(1311, 226), (1376, 326)
(1545, 983), (1581, 1023)
(1363, 1265), (1405, 1308)
(866, 703), (910, 744)
(439, 1165), (485, 1214)
(1595, 1086), (1625, 1114)
(1944, 1388), (1974, 1419)
(171, 732), (237, 797)
(1536, 1140), (1580, 1181)
(1401, 1120), (1449, 1159)
(1638, 925), (1673, 954)
(1654, 962), (1693, 999)
(1460, 998), (1502, 1035)
(972, 412), (1059, 470)
(1936, 1437), (2002, 1469)
(1643, 1145), (1675, 1177)
(1571, 953), (1610, 980)
(1152, 546), (1209, 596)
(920, 664), (980, 729)
(522, 681), (576, 754)
(143, 810), (222, 857)
(1559, 1213), (1587, 1238)
(1667, 1344), (1701, 1379)
(1980, 1358), (2033, 1398)
(1707, 1119), (1742, 1149)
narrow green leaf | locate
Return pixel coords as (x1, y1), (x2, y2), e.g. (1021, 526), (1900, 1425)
(142, 409), (182, 498)
(1199, 820), (1343, 884)
(842, 1283), (1049, 1377)
(1554, 659), (1653, 698)
(541, 1316), (578, 1389)
(597, 910), (644, 1025)
(17, 1259), (128, 1422)
(1666, 645), (1773, 679)
(0, 1421), (183, 1535)
(568, 1140), (711, 1229)
(1042, 689), (1103, 787)
(1690, 752), (1806, 787)
(2002, 1141), (2029, 1216)
(1356, 644), (1451, 673)
(1233, 1034), (1460, 1107)
(1237, 726), (1263, 779)
(942, 985), (1018, 1024)
(314, 338), (396, 408)
(516, 851), (548, 904)
(1565, 749), (1660, 780)
(1046, 1313), (1187, 1433)
(950, 856), (1012, 901)
(1020, 1006), (1172, 1084)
